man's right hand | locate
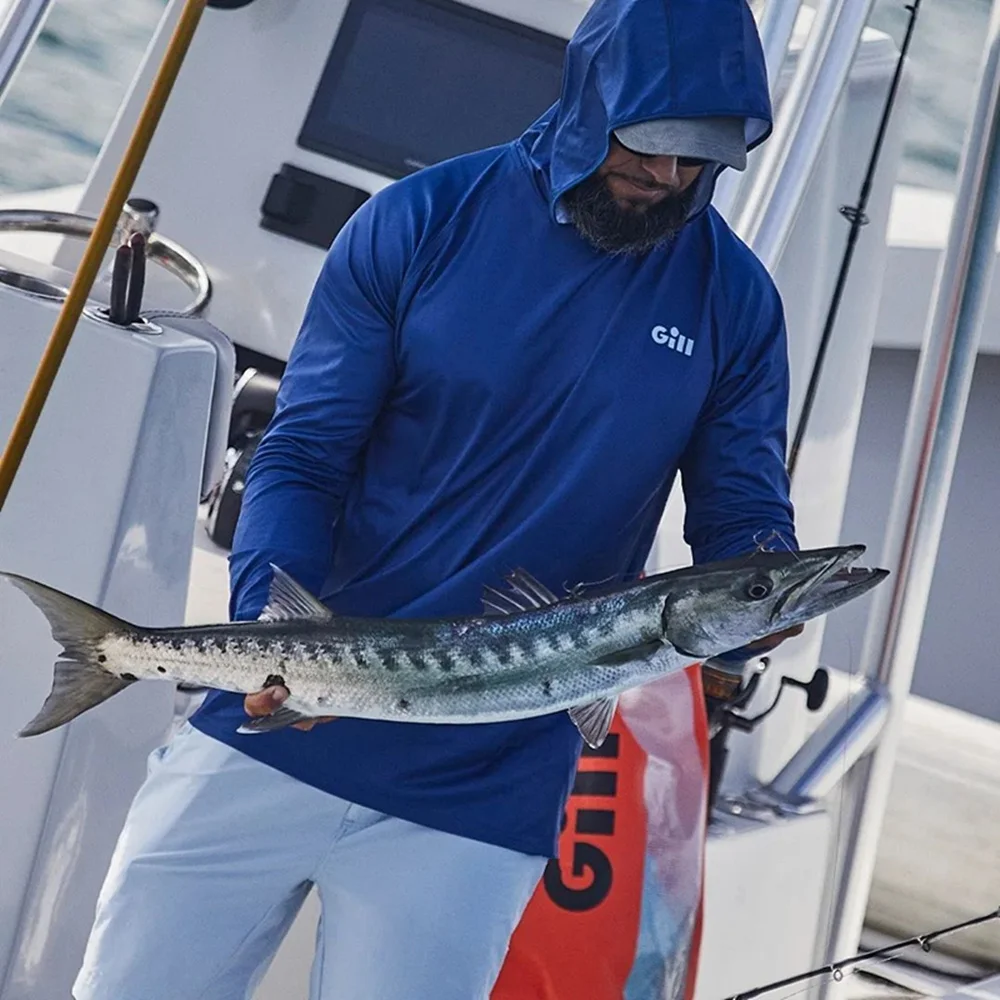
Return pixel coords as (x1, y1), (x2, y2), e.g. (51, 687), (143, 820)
(243, 685), (337, 731)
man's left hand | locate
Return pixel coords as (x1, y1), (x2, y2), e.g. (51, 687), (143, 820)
(244, 684), (337, 731)
(741, 622), (804, 656)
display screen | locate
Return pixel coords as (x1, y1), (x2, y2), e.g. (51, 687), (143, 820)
(298, 0), (566, 177)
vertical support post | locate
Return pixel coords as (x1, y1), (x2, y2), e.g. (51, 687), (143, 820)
(821, 0), (1000, 973)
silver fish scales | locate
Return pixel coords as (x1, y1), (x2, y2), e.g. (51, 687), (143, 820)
(2, 545), (887, 747)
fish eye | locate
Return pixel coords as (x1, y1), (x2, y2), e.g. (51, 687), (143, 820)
(745, 576), (773, 600)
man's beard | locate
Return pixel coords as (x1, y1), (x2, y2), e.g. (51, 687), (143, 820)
(562, 172), (700, 256)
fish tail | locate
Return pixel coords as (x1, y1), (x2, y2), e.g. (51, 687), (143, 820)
(3, 573), (136, 737)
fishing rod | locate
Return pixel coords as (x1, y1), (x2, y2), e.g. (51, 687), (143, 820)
(787, 0), (924, 478)
(724, 906), (1000, 1000)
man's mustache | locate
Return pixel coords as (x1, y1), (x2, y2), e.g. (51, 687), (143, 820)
(605, 171), (683, 194)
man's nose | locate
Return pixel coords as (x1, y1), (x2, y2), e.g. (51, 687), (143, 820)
(640, 155), (681, 187)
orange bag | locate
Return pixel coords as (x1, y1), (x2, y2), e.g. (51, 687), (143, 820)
(493, 667), (709, 1000)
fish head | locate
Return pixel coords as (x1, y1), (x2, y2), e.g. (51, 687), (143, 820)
(658, 545), (888, 658)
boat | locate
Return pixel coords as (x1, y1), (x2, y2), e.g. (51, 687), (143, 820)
(0, 0), (998, 997)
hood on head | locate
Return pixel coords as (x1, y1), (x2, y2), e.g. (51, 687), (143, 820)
(521, 0), (773, 223)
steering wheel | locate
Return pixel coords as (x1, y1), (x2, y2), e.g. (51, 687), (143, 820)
(0, 205), (211, 316)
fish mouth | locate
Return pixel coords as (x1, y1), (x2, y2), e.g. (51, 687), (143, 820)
(770, 546), (888, 627)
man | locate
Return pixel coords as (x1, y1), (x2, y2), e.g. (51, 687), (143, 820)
(73, 0), (798, 997)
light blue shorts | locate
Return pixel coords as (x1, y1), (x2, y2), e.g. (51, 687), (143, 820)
(72, 722), (546, 1000)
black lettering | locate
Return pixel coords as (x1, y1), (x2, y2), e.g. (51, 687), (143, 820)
(580, 733), (620, 758)
(572, 771), (617, 796)
(552, 734), (620, 912)
(544, 843), (613, 911)
(576, 808), (615, 836)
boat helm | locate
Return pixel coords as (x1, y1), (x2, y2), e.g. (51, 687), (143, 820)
(0, 198), (211, 324)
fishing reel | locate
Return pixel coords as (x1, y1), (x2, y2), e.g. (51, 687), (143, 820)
(703, 657), (830, 811)
(204, 367), (281, 550)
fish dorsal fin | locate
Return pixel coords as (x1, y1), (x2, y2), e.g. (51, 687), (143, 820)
(481, 568), (559, 616)
(568, 696), (619, 748)
(508, 568), (560, 605)
(258, 565), (334, 623)
(481, 586), (526, 617)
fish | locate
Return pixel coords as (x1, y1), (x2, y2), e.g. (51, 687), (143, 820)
(2, 544), (887, 748)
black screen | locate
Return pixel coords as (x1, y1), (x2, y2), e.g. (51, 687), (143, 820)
(298, 0), (566, 177)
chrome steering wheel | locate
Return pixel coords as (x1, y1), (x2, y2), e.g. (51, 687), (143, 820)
(0, 205), (211, 316)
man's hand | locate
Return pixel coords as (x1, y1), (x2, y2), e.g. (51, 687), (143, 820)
(741, 622), (804, 656)
(707, 622), (804, 671)
(243, 685), (337, 731)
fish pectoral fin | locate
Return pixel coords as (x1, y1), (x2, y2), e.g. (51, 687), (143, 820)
(566, 640), (663, 745)
(258, 565), (334, 623)
(236, 706), (316, 734)
(568, 696), (619, 748)
(481, 567), (559, 616)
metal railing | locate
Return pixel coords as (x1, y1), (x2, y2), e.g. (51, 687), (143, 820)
(735, 0), (879, 271)
(760, 0), (807, 87)
(819, 0), (1000, 975)
(714, 0), (806, 219)
(0, 0), (51, 104)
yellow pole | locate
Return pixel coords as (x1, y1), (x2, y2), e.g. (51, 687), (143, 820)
(0, 0), (208, 511)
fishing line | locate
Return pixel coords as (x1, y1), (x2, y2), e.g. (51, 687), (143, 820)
(752, 528), (801, 560)
(787, 0), (924, 479)
(764, 975), (826, 1000)
(847, 937), (935, 985)
(562, 572), (618, 596)
(824, 648), (857, 983)
(724, 907), (1000, 1000)
(780, 3), (925, 986)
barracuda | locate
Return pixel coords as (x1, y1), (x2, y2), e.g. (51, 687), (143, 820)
(2, 544), (886, 747)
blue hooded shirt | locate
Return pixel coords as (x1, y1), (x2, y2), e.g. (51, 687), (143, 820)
(191, 0), (796, 859)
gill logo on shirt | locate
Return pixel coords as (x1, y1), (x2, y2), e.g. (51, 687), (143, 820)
(651, 325), (694, 356)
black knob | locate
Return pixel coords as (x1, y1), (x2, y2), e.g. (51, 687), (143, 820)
(783, 668), (830, 712)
